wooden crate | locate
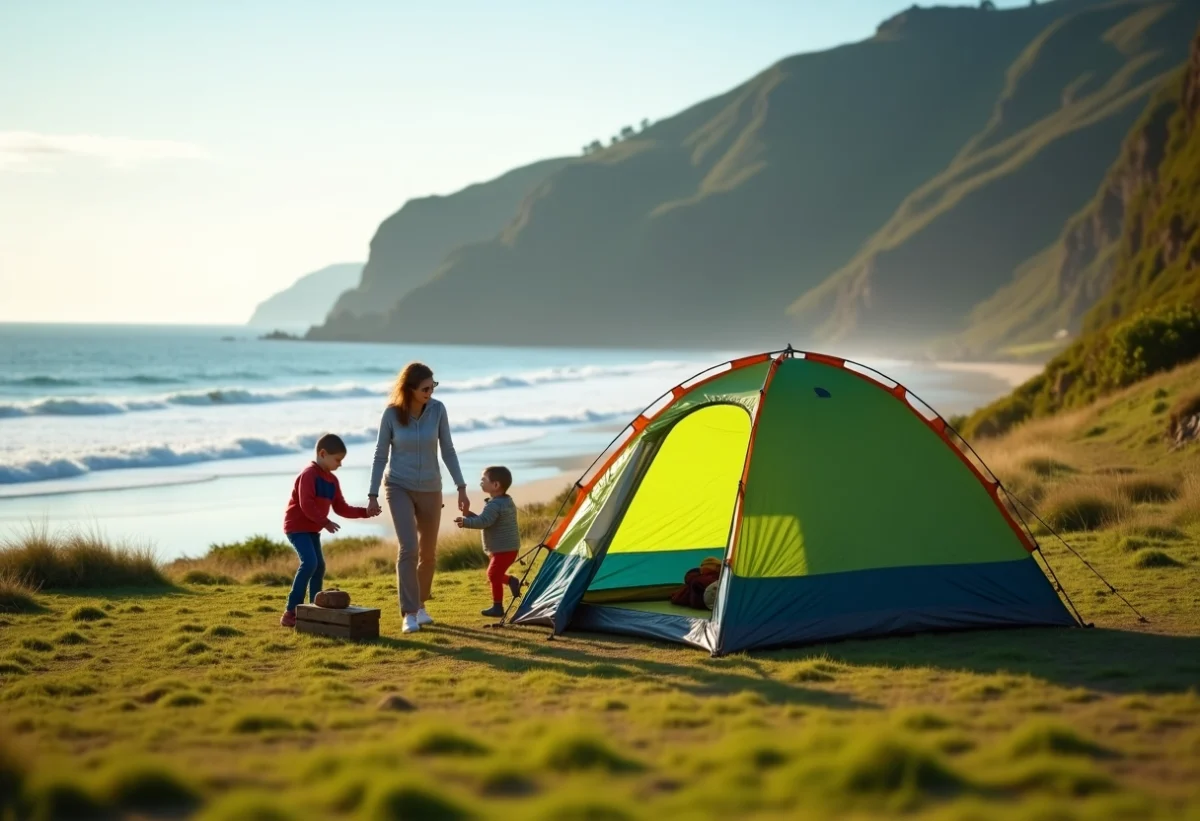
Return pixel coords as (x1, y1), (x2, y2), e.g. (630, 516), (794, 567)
(295, 604), (381, 639)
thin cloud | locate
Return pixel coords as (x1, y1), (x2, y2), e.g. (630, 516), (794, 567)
(0, 131), (209, 172)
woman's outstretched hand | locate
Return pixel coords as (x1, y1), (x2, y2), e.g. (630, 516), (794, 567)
(366, 498), (382, 517)
(457, 488), (470, 514)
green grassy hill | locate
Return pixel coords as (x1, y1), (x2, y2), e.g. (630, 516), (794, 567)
(312, 157), (571, 338)
(309, 0), (1199, 353)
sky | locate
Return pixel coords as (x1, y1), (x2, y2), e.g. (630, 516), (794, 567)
(0, 0), (1022, 325)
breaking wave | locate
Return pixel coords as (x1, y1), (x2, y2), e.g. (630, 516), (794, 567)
(0, 361), (687, 418)
(0, 406), (637, 484)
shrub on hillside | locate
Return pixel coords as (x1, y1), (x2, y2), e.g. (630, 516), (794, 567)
(321, 536), (385, 557)
(963, 305), (1200, 439)
(182, 570), (238, 586)
(1100, 306), (1200, 389)
(0, 528), (167, 589)
(208, 535), (291, 564)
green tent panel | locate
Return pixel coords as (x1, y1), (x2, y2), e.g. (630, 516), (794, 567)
(512, 350), (1077, 654)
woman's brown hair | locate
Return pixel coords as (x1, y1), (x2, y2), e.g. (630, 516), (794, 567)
(387, 362), (434, 426)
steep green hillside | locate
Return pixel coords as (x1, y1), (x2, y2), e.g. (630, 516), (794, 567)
(942, 74), (1183, 359)
(313, 157), (571, 335)
(1085, 24), (1200, 329)
(963, 25), (1200, 440)
(311, 0), (1199, 351)
(790, 0), (1198, 353)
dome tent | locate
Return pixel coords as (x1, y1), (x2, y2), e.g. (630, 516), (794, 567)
(510, 349), (1078, 655)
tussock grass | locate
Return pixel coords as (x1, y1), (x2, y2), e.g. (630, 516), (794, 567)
(0, 526), (167, 589)
(196, 792), (300, 821)
(478, 766), (537, 797)
(0, 573), (39, 613)
(536, 730), (642, 774)
(1173, 469), (1200, 526)
(1023, 456), (1077, 478)
(1119, 474), (1180, 504)
(363, 779), (473, 821)
(246, 571), (291, 587)
(1132, 549), (1183, 568)
(1003, 720), (1113, 760)
(989, 756), (1115, 797)
(531, 797), (637, 821)
(230, 713), (297, 734)
(69, 605), (108, 622)
(1139, 524), (1188, 540)
(1040, 483), (1128, 531)
(794, 732), (966, 808)
(781, 657), (843, 683)
(162, 692), (205, 708)
(437, 532), (489, 572)
(895, 710), (955, 732)
(94, 761), (202, 813)
(183, 570), (238, 586)
(22, 776), (104, 820)
(410, 727), (489, 757)
(207, 624), (243, 638)
(170, 535), (384, 585)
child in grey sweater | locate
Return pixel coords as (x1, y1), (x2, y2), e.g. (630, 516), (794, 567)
(455, 466), (522, 617)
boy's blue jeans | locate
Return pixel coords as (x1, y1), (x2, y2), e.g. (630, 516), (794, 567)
(285, 532), (325, 612)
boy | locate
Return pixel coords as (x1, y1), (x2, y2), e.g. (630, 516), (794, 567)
(455, 465), (521, 617)
(280, 433), (377, 627)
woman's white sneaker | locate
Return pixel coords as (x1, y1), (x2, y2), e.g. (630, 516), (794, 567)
(402, 614), (420, 633)
(415, 608), (434, 626)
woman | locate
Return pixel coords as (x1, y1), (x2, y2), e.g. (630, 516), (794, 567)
(367, 362), (469, 633)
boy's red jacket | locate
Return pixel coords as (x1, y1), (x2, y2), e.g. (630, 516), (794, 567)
(284, 462), (370, 533)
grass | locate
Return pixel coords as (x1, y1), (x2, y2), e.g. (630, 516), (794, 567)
(1040, 484), (1127, 532)
(0, 573), (40, 613)
(0, 525), (168, 589)
(1132, 549), (1184, 569)
(1, 405), (1199, 818)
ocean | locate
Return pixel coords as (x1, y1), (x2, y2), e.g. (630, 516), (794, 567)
(0, 324), (1026, 561)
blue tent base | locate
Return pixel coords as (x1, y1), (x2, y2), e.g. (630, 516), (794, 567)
(572, 603), (718, 653)
(717, 558), (1078, 654)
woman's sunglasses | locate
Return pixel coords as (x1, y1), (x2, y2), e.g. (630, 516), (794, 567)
(418, 381), (438, 393)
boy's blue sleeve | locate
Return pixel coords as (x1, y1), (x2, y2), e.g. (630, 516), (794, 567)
(461, 499), (500, 529)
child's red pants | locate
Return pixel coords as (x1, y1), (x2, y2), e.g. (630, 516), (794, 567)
(487, 551), (518, 602)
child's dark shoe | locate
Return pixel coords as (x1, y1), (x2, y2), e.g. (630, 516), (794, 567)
(480, 603), (505, 618)
(280, 610), (296, 628)
(507, 575), (521, 599)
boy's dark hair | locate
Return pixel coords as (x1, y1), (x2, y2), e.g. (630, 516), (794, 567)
(484, 465), (513, 492)
(315, 433), (347, 455)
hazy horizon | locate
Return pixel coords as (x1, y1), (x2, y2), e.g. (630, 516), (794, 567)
(1, 0), (1025, 326)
